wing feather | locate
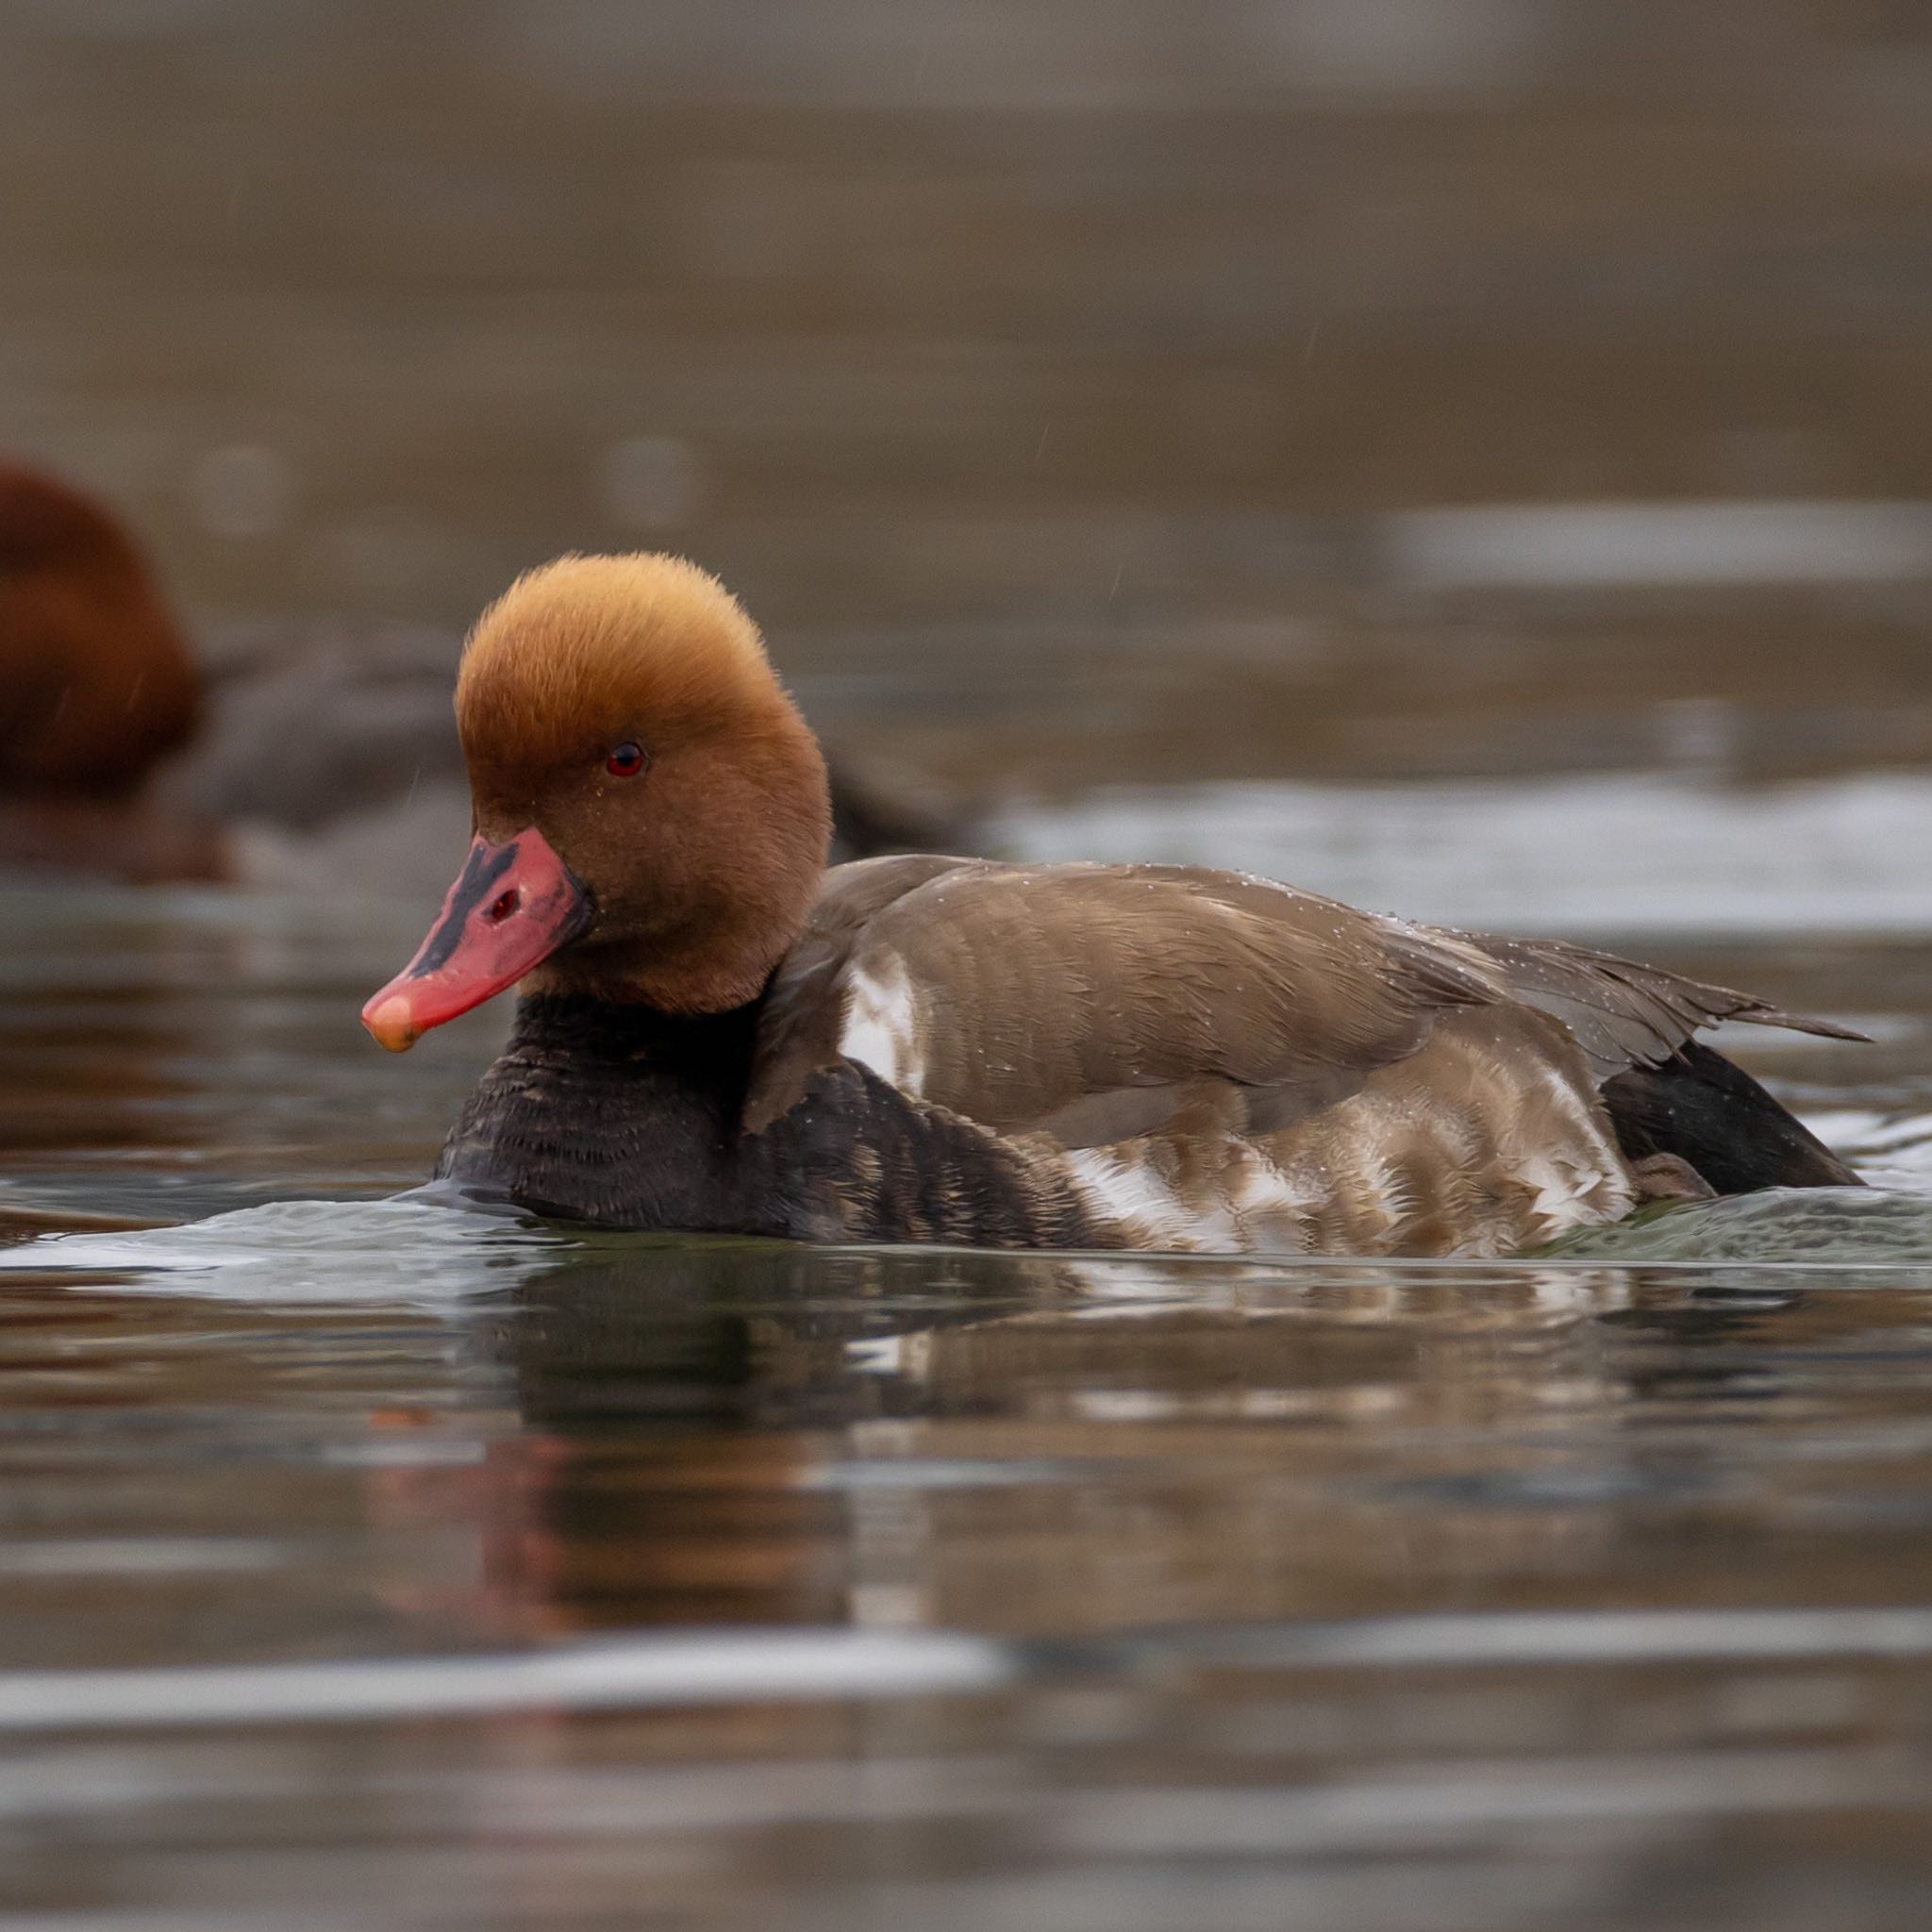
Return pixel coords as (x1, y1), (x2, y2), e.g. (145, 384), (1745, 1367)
(1457, 932), (1868, 1081)
(741, 859), (1868, 1145)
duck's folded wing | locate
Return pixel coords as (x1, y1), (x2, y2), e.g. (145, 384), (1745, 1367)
(744, 858), (1870, 1147)
(1452, 931), (1869, 1082)
(743, 858), (1506, 1141)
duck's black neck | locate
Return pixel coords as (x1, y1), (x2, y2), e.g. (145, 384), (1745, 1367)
(434, 991), (778, 1230)
(512, 993), (761, 1089)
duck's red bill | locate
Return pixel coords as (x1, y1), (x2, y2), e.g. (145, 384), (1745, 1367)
(361, 828), (591, 1052)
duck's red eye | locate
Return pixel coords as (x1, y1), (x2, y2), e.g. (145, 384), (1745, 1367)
(604, 741), (646, 778)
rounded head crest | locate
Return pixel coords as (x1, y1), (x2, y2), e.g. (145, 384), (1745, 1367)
(456, 554), (788, 785)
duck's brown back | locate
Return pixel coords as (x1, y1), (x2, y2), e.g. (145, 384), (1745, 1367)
(727, 855), (1858, 1257)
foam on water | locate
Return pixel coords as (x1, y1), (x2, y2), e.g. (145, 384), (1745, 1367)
(0, 1627), (1017, 1733)
(1545, 1185), (1932, 1264)
(10, 1179), (1932, 1304)
(0, 1196), (561, 1306)
(8, 1607), (1932, 1736)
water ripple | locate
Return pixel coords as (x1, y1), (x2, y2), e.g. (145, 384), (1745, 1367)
(0, 1198), (558, 1306)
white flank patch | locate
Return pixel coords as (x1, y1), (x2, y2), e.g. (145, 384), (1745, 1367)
(1064, 1146), (1244, 1253)
(1532, 1070), (1635, 1236)
(1230, 1152), (1322, 1231)
(1517, 1153), (1595, 1237)
(839, 957), (925, 1092)
(1224, 1158), (1334, 1254)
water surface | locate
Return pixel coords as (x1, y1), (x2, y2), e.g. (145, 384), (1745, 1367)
(4, 885), (1932, 1928)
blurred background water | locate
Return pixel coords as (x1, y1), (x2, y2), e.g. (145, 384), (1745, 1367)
(10, 0), (1932, 889)
(9, 3), (1932, 1926)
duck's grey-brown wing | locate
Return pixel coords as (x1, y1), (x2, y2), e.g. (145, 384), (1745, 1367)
(1450, 929), (1867, 1080)
(744, 858), (1514, 1143)
(745, 858), (1866, 1147)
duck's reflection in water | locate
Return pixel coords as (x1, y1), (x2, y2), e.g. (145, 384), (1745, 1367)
(359, 1239), (1873, 1647)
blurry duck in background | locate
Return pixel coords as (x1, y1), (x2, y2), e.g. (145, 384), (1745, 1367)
(0, 464), (218, 878)
(0, 461), (952, 892)
(361, 553), (1863, 1261)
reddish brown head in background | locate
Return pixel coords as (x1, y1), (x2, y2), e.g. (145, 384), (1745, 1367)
(363, 554), (832, 1048)
(0, 464), (201, 796)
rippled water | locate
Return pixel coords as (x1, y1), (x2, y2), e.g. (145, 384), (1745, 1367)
(2, 885), (1932, 1928)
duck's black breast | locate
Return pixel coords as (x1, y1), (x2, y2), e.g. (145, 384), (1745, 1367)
(433, 997), (770, 1231)
(433, 993), (1093, 1247)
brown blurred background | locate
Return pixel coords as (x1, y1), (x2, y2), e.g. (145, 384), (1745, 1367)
(8, 0), (1932, 820)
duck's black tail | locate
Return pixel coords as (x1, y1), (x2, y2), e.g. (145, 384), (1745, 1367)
(1600, 1039), (1860, 1194)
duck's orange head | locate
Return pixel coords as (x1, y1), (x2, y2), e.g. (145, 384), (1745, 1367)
(362, 554), (831, 1050)
(0, 463), (199, 795)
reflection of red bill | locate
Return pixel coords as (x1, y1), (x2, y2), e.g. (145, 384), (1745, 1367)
(361, 828), (591, 1052)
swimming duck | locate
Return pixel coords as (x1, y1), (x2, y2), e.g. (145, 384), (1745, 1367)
(361, 553), (1861, 1258)
(0, 464), (200, 792)
(0, 464), (222, 878)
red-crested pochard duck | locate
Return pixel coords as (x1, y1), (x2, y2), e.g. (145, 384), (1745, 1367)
(0, 464), (221, 878)
(0, 464), (200, 790)
(361, 553), (1862, 1258)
